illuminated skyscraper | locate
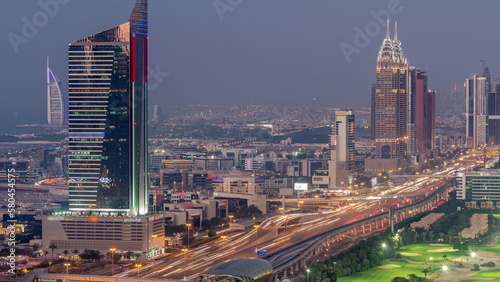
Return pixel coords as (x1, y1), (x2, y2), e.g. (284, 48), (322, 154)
(47, 57), (66, 125)
(465, 74), (488, 149)
(372, 21), (409, 160)
(416, 87), (436, 155)
(328, 110), (355, 188)
(68, 0), (148, 215)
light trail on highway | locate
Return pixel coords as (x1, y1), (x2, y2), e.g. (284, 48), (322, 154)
(113, 151), (481, 280)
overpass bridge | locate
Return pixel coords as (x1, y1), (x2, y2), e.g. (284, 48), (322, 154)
(389, 174), (455, 179)
(261, 184), (450, 281)
(268, 193), (427, 204)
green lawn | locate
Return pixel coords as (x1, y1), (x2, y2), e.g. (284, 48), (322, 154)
(472, 269), (500, 278)
(337, 242), (500, 281)
(337, 261), (433, 282)
(398, 243), (462, 262)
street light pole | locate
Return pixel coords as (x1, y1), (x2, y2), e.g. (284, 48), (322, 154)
(221, 235), (227, 260)
(151, 235), (158, 265)
(229, 215), (234, 230)
(306, 268), (310, 282)
(135, 264), (142, 278)
(381, 243), (387, 265)
(64, 263), (70, 274)
(182, 247), (188, 280)
(110, 248), (116, 276)
(186, 223), (192, 250)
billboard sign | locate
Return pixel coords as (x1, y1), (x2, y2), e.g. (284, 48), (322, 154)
(294, 183), (308, 191)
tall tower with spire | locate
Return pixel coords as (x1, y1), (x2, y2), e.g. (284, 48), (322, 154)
(371, 20), (410, 160)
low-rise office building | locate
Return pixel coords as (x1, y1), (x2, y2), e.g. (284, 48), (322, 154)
(457, 170), (500, 204)
(212, 175), (265, 194)
(39, 214), (166, 259)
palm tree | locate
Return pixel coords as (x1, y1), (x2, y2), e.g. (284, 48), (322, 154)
(422, 267), (431, 279)
(32, 243), (41, 251)
(407, 274), (419, 282)
(438, 233), (445, 242)
(429, 233), (435, 243)
(422, 232), (427, 243)
(63, 250), (69, 257)
(24, 248), (34, 258)
(49, 243), (58, 260)
(73, 249), (79, 257)
(125, 251), (134, 260)
(447, 230), (455, 244)
(95, 250), (103, 261)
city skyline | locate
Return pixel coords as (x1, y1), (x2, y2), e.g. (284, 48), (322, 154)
(4, 1), (500, 280)
(2, 0), (500, 133)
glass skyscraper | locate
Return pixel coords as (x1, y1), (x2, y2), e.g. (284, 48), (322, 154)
(328, 110), (355, 188)
(68, 1), (148, 215)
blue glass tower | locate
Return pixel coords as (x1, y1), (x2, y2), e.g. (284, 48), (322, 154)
(68, 1), (148, 215)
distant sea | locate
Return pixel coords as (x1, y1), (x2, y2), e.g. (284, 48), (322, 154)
(2, 124), (66, 135)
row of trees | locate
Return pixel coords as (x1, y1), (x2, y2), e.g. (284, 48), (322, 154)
(39, 244), (142, 262)
(307, 189), (499, 281)
(308, 230), (397, 281)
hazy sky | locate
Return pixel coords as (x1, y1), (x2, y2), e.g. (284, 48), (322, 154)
(2, 0), (500, 133)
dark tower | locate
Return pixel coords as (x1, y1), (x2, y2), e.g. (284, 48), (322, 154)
(68, 1), (148, 215)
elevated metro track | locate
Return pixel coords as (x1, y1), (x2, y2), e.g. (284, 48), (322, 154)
(262, 184), (450, 279)
(389, 174), (455, 179)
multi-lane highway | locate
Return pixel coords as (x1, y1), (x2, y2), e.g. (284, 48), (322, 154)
(114, 151), (481, 280)
(115, 201), (381, 280)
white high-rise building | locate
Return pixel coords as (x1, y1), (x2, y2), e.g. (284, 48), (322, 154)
(465, 74), (488, 149)
(153, 104), (162, 122)
(328, 110), (355, 188)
